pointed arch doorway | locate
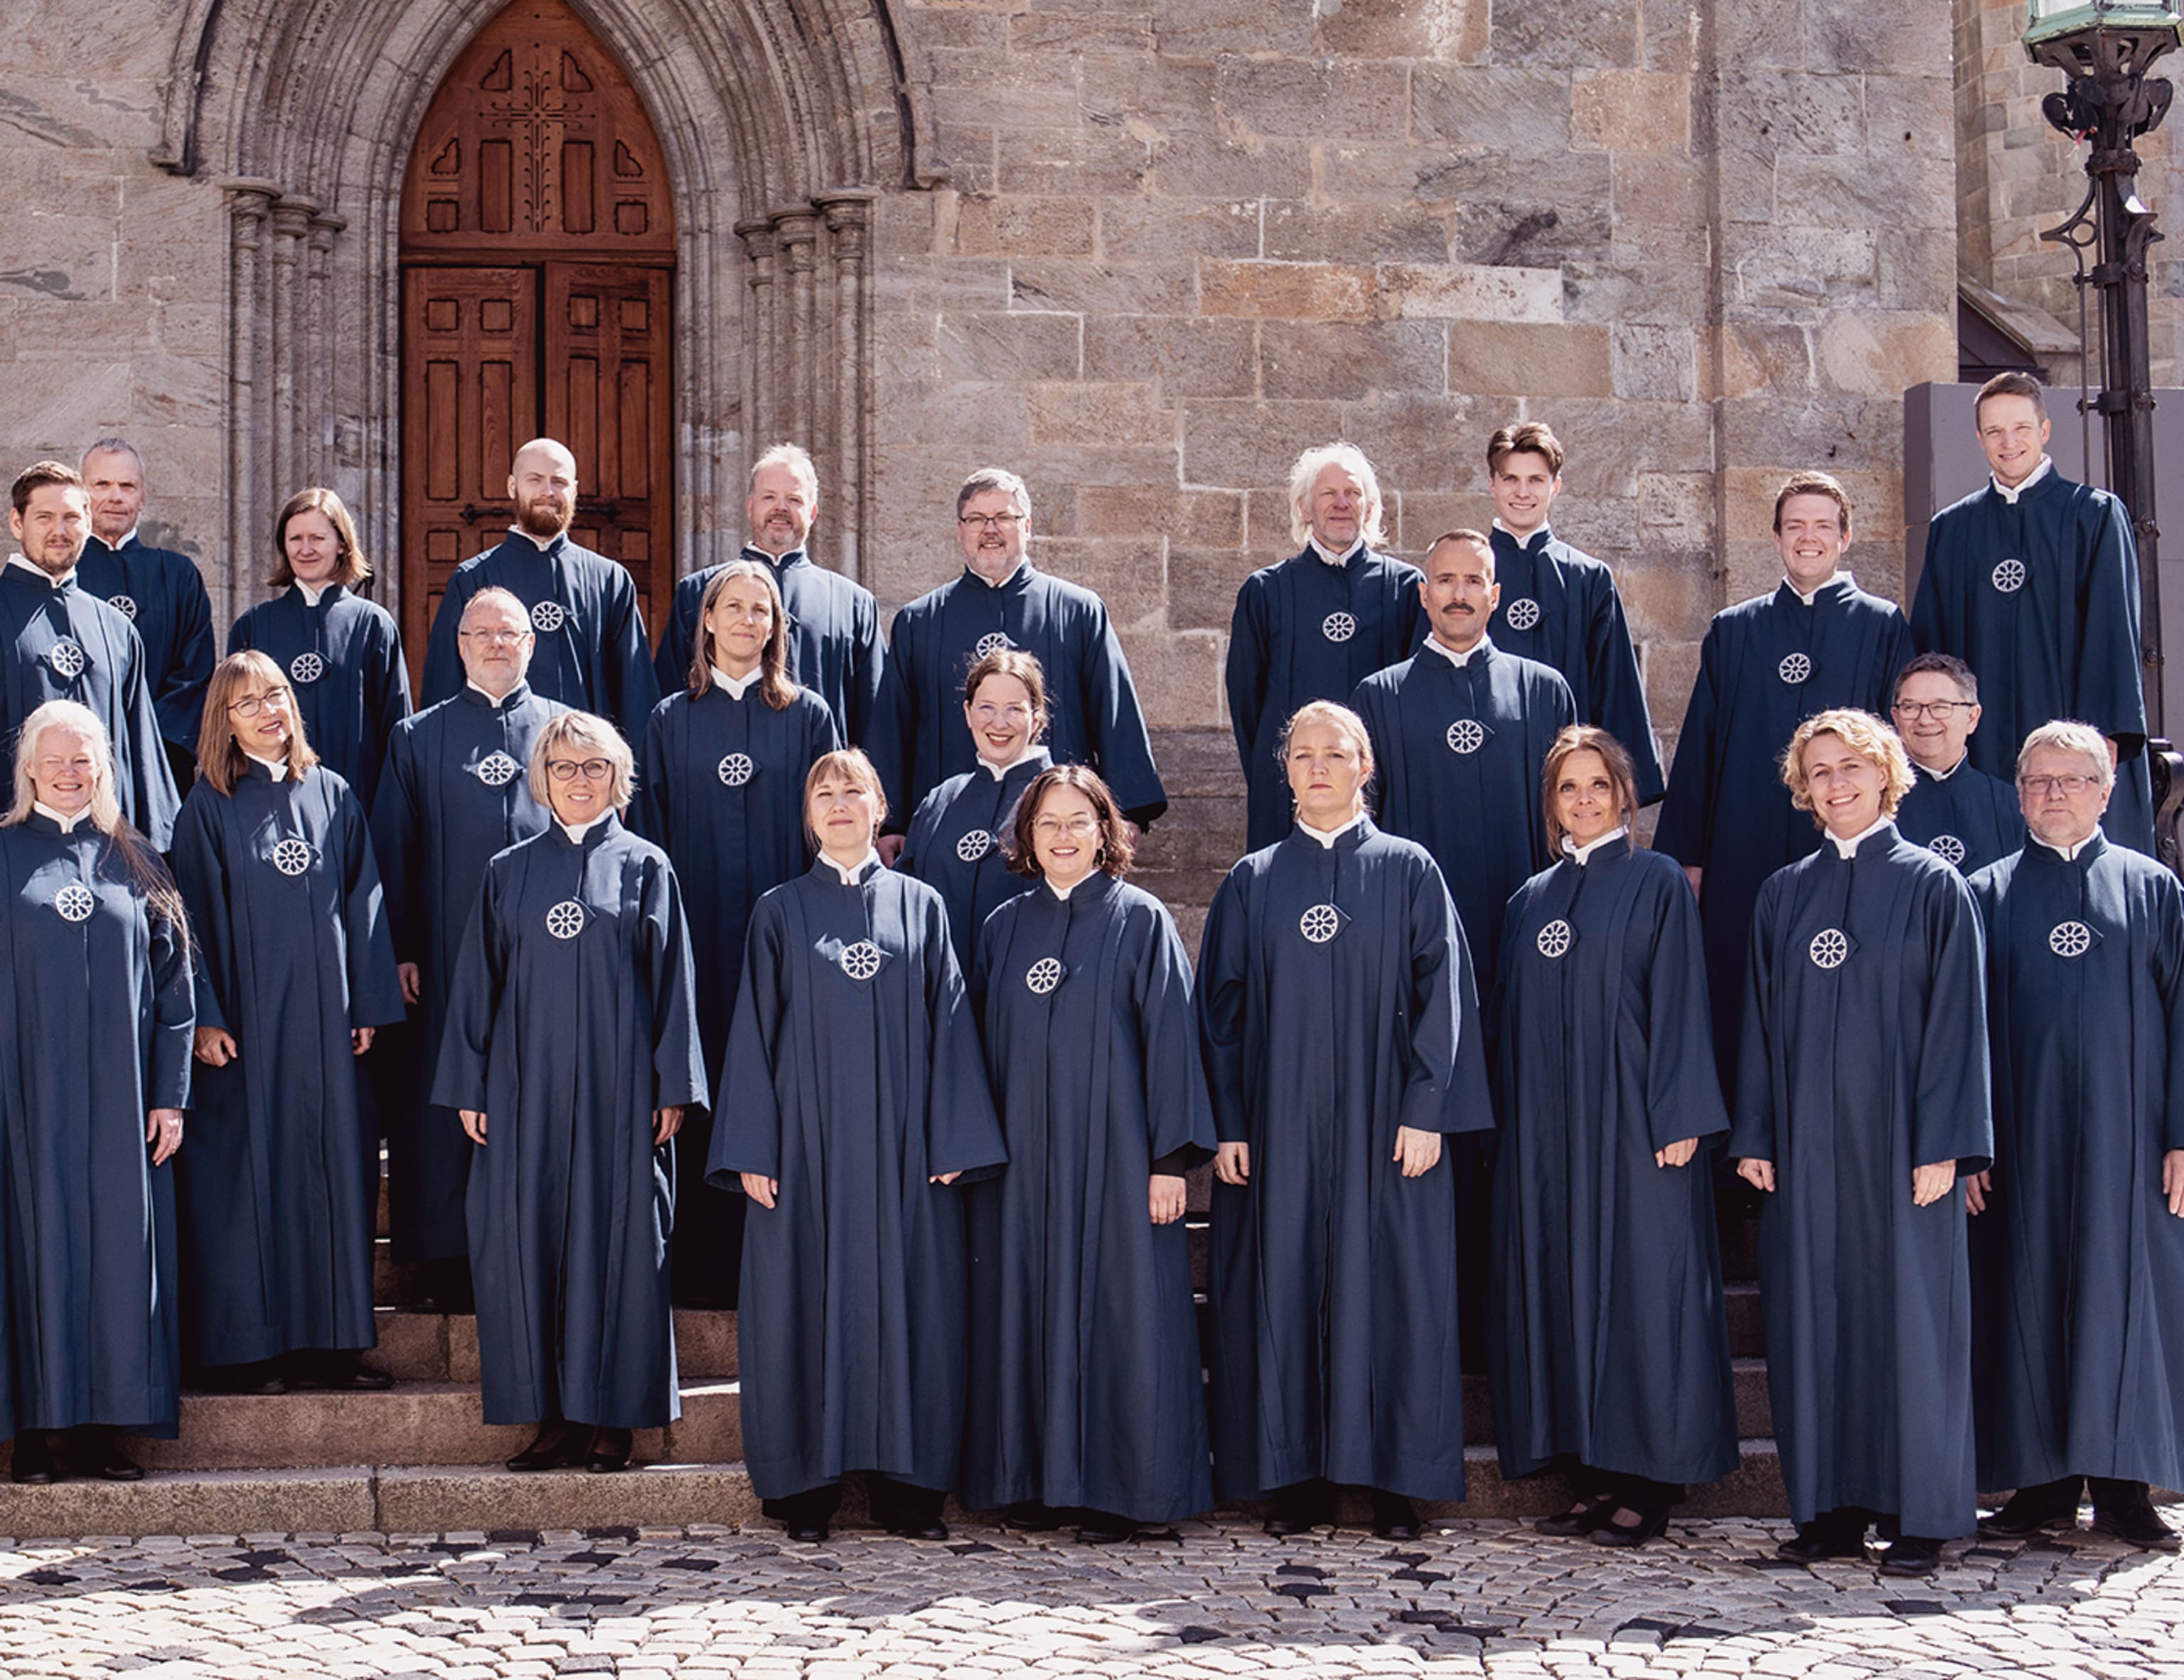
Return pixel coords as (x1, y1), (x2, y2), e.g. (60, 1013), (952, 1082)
(398, 0), (677, 676)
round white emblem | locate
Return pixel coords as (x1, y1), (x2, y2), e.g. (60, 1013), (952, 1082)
(1322, 611), (1357, 643)
(545, 899), (586, 940)
(47, 639), (85, 680)
(530, 600), (566, 633)
(717, 753), (754, 788)
(1300, 904), (1341, 944)
(1536, 919), (1573, 959)
(956, 828), (994, 863)
(2050, 920), (2093, 958)
(974, 631), (1011, 659)
(53, 883), (94, 924)
(1993, 559), (2027, 594)
(1778, 652), (1812, 685)
(1929, 834), (1967, 869)
(108, 594), (137, 620)
(1505, 598), (1542, 633)
(1025, 957), (1064, 995)
(271, 838), (312, 877)
(289, 652), (325, 685)
(1446, 718), (1487, 755)
(1809, 928), (1849, 970)
(840, 939), (883, 980)
(474, 751), (520, 788)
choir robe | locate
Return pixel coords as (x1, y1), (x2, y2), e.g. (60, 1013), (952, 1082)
(171, 763), (406, 1365)
(1226, 545), (1427, 852)
(1351, 638), (1574, 1006)
(433, 816), (707, 1428)
(1966, 835), (2184, 1494)
(1895, 759), (2026, 879)
(1198, 820), (1490, 1502)
(899, 748), (1051, 975)
(1654, 578), (1909, 1086)
(652, 547), (884, 745)
(866, 564), (1167, 825)
(1728, 826), (1993, 1538)
(370, 683), (565, 1263)
(0, 815), (193, 1437)
(78, 535), (215, 761)
(228, 584), (412, 814)
(1912, 469), (2154, 851)
(633, 680), (837, 1297)
(962, 873), (1216, 1522)
(1487, 526), (1665, 803)
(421, 533), (659, 737)
(0, 562), (178, 850)
(1489, 841), (1738, 1486)
(707, 861), (1007, 1499)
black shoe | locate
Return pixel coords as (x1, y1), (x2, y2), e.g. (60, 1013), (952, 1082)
(786, 1521), (830, 1543)
(1879, 1534), (1944, 1576)
(587, 1428), (632, 1474)
(69, 1427), (143, 1482)
(506, 1420), (584, 1472)
(2092, 1502), (2180, 1551)
(1076, 1512), (1137, 1545)
(417, 1258), (476, 1315)
(1001, 1500), (1061, 1531)
(1371, 1491), (1420, 1541)
(1592, 1502), (1674, 1548)
(1534, 1490), (1618, 1538)
(1777, 1512), (1869, 1562)
(1264, 1482), (1333, 1538)
(289, 1350), (394, 1391)
(201, 1359), (288, 1396)
(887, 1519), (950, 1541)
(10, 1433), (57, 1484)
(1979, 1480), (2081, 1539)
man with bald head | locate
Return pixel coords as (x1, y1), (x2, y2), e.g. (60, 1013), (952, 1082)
(419, 438), (658, 734)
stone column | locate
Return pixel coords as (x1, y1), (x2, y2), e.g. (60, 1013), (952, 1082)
(306, 210), (347, 488)
(223, 181), (279, 627)
(818, 189), (876, 586)
(736, 218), (780, 455)
(267, 196), (319, 509)
(775, 209), (822, 449)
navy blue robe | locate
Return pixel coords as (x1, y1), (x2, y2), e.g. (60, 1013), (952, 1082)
(1488, 527), (1664, 803)
(171, 763), (405, 1365)
(78, 535), (215, 760)
(228, 585), (412, 814)
(1895, 760), (2026, 878)
(899, 749), (1051, 975)
(370, 683), (564, 1263)
(708, 862), (1007, 1499)
(867, 565), (1167, 825)
(1226, 546), (1427, 852)
(963, 873), (1216, 1522)
(1729, 827), (1993, 1537)
(1966, 837), (2184, 1493)
(1489, 842), (1738, 1486)
(434, 816), (706, 1428)
(1654, 579), (1909, 1086)
(1913, 471), (2154, 851)
(653, 547), (884, 745)
(0, 815), (192, 1436)
(422, 533), (658, 737)
(0, 564), (178, 849)
(1198, 820), (1489, 1502)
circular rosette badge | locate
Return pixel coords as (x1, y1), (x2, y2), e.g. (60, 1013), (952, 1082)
(955, 829), (994, 863)
(1445, 718), (1487, 756)
(2048, 920), (2094, 959)
(46, 639), (87, 680)
(270, 838), (314, 877)
(1299, 902), (1347, 944)
(109, 594), (137, 620)
(1993, 559), (2026, 594)
(1928, 835), (1967, 869)
(974, 631), (1011, 659)
(1321, 611), (1356, 643)
(54, 882), (95, 923)
(289, 652), (325, 685)
(1808, 927), (1850, 970)
(717, 753), (755, 788)
(1778, 652), (1812, 685)
(530, 600), (567, 633)
(473, 751), (520, 788)
(1025, 957), (1064, 995)
(1536, 919), (1573, 959)
(545, 900), (587, 940)
(1504, 597), (1541, 632)
(838, 939), (884, 981)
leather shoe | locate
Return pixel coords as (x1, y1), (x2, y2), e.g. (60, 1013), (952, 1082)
(10, 1432), (58, 1484)
(201, 1359), (287, 1396)
(786, 1521), (830, 1543)
(1979, 1482), (2080, 1539)
(1777, 1512), (1868, 1562)
(506, 1420), (585, 1472)
(1001, 1500), (1061, 1531)
(587, 1427), (632, 1474)
(1878, 1534), (1944, 1576)
(289, 1350), (395, 1391)
(1264, 1484), (1332, 1537)
(1076, 1513), (1136, 1546)
(2093, 1502), (2181, 1551)
(1371, 1492), (1420, 1541)
(1535, 1491), (1619, 1537)
(1592, 1503), (1673, 1548)
(70, 1427), (143, 1482)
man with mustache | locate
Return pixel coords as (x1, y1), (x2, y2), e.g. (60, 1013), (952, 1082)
(419, 438), (658, 737)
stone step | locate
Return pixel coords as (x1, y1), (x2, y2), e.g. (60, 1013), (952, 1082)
(371, 1307), (736, 1383)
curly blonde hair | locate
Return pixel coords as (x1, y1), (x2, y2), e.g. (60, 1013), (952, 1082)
(1781, 708), (1915, 823)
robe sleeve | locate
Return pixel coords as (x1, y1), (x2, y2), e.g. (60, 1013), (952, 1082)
(1642, 865), (1730, 1150)
(370, 727), (427, 965)
(865, 611), (919, 828)
(1195, 869), (1252, 1145)
(1910, 517), (1952, 660)
(1585, 569), (1665, 804)
(1078, 601), (1167, 824)
(921, 888), (1007, 1179)
(707, 899), (786, 1187)
(169, 793), (235, 1039)
(428, 857), (508, 1114)
(642, 853), (707, 1113)
(601, 573), (661, 741)
(418, 572), (470, 709)
(1349, 675), (1393, 820)
(1131, 902), (1216, 1165)
(847, 587), (886, 750)
(119, 632), (181, 852)
(2077, 494), (2150, 754)
(147, 893), (196, 1113)
(1726, 877), (1782, 1162)
(1224, 573), (1273, 778)
(633, 702), (673, 845)
(158, 565), (215, 753)
(2151, 871), (2184, 1155)
(1910, 869), (1993, 1174)
(1417, 861), (1490, 1137)
(361, 620), (414, 810)
(1652, 622), (1722, 868)
(337, 788), (407, 1031)
(896, 783), (946, 879)
(652, 575), (700, 700)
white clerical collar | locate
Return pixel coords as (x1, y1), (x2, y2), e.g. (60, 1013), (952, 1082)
(1422, 633), (1490, 668)
(1307, 535), (1362, 567)
(1992, 456), (2053, 504)
(245, 752), (289, 783)
(7, 554), (75, 589)
(107, 528), (140, 550)
(744, 544), (804, 567)
(970, 560), (1025, 589)
(2038, 831), (2099, 862)
(466, 680), (520, 709)
(1826, 814), (1893, 859)
(1491, 517), (1549, 546)
(294, 579), (328, 606)
(710, 665), (759, 700)
(824, 848), (882, 885)
(1048, 873), (1092, 901)
(978, 741), (1037, 779)
(509, 525), (563, 551)
(1784, 570), (1848, 607)
(1563, 825), (1629, 865)
(33, 801), (90, 833)
(1915, 753), (1967, 783)
(1297, 813), (1365, 848)
(558, 814), (607, 844)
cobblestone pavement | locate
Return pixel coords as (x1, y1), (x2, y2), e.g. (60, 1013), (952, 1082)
(0, 1518), (2179, 1678)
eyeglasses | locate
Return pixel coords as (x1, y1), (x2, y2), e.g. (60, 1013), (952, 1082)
(958, 513), (1025, 530)
(1892, 700), (1974, 721)
(971, 702), (1032, 724)
(460, 628), (530, 646)
(1033, 815), (1100, 839)
(2019, 774), (2099, 797)
(546, 758), (614, 783)
(228, 690), (294, 718)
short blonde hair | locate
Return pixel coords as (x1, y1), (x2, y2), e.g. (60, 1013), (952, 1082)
(802, 748), (888, 846)
(527, 711), (636, 811)
(1279, 699), (1376, 813)
(1782, 708), (1915, 822)
(198, 651), (322, 796)
(1287, 442), (1387, 550)
(2017, 719), (2114, 788)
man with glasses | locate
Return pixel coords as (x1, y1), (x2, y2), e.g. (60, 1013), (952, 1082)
(869, 467), (1165, 862)
(1963, 720), (2184, 1552)
(1890, 653), (2024, 876)
(371, 587), (564, 1307)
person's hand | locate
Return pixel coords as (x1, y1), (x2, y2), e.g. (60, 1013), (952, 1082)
(460, 1108), (488, 1145)
(1656, 1138), (1698, 1169)
(1214, 1142), (1251, 1186)
(1912, 1160), (1956, 1207)
(1683, 865), (1704, 899)
(1738, 1157), (1775, 1193)
(1149, 1173), (1187, 1224)
(2164, 1150), (2184, 1218)
(194, 1027), (237, 1067)
(653, 1105), (684, 1145)
(1966, 1168), (1993, 1216)
(877, 834), (906, 867)
(1393, 1125), (1442, 1178)
(398, 962), (421, 1005)
(146, 1108), (183, 1165)
(351, 1027), (375, 1056)
(742, 1171), (778, 1209)
(929, 1169), (962, 1185)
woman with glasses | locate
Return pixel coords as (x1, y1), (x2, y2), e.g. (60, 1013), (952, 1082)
(960, 765), (1214, 1543)
(898, 648), (1051, 971)
(710, 749), (1005, 1543)
(228, 489), (411, 813)
(634, 560), (836, 1306)
(434, 711), (705, 1472)
(170, 651), (406, 1394)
